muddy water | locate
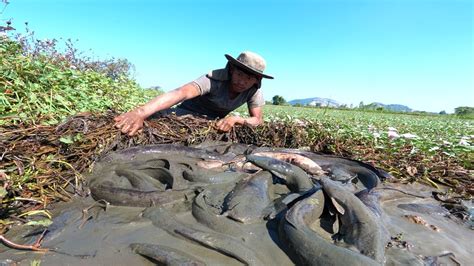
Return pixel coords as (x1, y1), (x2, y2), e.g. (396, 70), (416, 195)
(0, 196), (292, 265)
(379, 183), (474, 265)
(0, 144), (472, 265)
(2, 186), (469, 266)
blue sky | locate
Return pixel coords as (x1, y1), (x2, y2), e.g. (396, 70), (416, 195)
(2, 0), (473, 113)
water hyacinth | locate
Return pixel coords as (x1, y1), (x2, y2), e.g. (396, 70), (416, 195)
(368, 124), (377, 132)
(429, 146), (440, 152)
(459, 136), (471, 146)
(400, 133), (419, 139)
(442, 151), (455, 157)
(293, 118), (307, 126)
(442, 140), (452, 146)
(387, 128), (400, 139)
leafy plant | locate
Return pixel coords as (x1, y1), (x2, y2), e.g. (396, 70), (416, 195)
(0, 37), (161, 125)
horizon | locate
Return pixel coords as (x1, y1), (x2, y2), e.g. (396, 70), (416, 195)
(2, 0), (473, 113)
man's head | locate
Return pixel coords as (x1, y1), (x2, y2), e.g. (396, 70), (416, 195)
(225, 51), (273, 93)
(225, 51), (273, 80)
(228, 66), (260, 93)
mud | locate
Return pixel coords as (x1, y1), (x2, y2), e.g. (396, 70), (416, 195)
(0, 143), (472, 265)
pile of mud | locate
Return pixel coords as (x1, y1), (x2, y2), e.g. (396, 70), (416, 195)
(0, 143), (471, 265)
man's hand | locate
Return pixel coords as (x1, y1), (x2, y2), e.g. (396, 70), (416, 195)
(114, 110), (145, 136)
(215, 116), (243, 132)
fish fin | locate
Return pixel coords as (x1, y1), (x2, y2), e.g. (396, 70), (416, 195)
(330, 196), (346, 215)
(332, 212), (340, 234)
(332, 232), (344, 242)
(269, 170), (287, 181)
(262, 204), (278, 220)
(282, 193), (302, 205)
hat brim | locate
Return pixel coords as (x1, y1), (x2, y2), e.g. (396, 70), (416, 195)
(225, 54), (274, 79)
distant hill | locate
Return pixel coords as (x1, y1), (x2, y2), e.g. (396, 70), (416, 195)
(288, 97), (414, 112)
(369, 102), (412, 112)
(148, 85), (162, 90)
(288, 97), (342, 108)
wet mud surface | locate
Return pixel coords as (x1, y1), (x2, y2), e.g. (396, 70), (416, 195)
(0, 143), (472, 265)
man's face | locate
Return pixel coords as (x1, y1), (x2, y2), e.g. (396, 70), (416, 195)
(230, 67), (258, 93)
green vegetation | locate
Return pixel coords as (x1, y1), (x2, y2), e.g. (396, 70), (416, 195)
(455, 106), (474, 119)
(0, 36), (160, 126)
(272, 95), (287, 105)
(236, 105), (474, 169)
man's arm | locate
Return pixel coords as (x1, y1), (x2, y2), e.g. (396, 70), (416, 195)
(114, 83), (200, 136)
(215, 105), (263, 132)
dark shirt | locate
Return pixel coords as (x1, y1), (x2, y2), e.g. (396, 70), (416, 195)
(177, 68), (265, 119)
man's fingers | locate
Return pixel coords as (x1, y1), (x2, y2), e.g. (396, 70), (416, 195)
(128, 123), (141, 136)
(220, 126), (230, 132)
(114, 120), (123, 128)
(115, 118), (130, 129)
(217, 122), (230, 132)
(114, 114), (130, 128)
(120, 123), (131, 134)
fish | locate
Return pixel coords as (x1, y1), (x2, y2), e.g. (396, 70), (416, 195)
(143, 207), (264, 266)
(192, 183), (248, 237)
(252, 148), (384, 190)
(99, 144), (231, 164)
(252, 151), (326, 176)
(246, 154), (314, 193)
(89, 182), (196, 208)
(355, 189), (384, 218)
(196, 159), (227, 169)
(222, 171), (274, 224)
(280, 189), (380, 266)
(192, 141), (255, 157)
(115, 167), (172, 191)
(88, 145), (227, 206)
(320, 176), (387, 263)
(183, 169), (247, 184)
(129, 243), (205, 266)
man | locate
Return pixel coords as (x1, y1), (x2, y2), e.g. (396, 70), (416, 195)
(114, 51), (273, 136)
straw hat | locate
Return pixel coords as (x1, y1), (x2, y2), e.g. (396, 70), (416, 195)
(225, 51), (273, 79)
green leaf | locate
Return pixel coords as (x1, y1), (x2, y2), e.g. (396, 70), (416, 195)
(59, 136), (74, 144)
(25, 219), (53, 227)
(0, 186), (7, 199)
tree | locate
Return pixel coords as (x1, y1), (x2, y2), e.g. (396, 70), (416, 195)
(439, 110), (447, 115)
(272, 95), (286, 105)
(454, 106), (474, 116)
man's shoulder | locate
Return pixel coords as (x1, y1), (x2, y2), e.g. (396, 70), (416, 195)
(206, 68), (229, 82)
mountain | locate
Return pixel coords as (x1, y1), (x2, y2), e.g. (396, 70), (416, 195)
(369, 102), (412, 112)
(287, 97), (414, 112)
(148, 85), (162, 90)
(288, 97), (342, 108)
